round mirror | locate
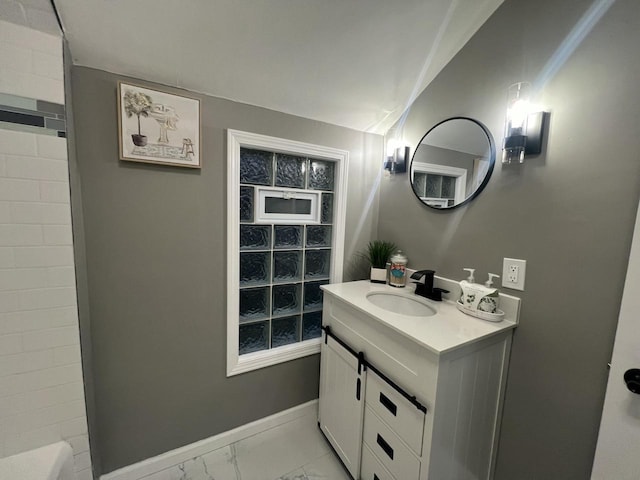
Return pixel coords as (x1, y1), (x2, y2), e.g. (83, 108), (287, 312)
(409, 117), (495, 210)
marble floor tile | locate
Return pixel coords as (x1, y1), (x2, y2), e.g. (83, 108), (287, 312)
(302, 452), (351, 480)
(233, 413), (331, 480)
(171, 456), (214, 480)
(275, 468), (309, 480)
(141, 469), (173, 480)
(198, 446), (240, 480)
(275, 452), (351, 480)
(140, 411), (345, 480)
(141, 447), (239, 480)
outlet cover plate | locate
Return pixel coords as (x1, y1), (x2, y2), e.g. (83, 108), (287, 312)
(502, 258), (526, 291)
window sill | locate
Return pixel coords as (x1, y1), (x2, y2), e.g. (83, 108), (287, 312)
(227, 338), (321, 377)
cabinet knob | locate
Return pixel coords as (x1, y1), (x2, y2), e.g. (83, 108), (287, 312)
(624, 368), (640, 394)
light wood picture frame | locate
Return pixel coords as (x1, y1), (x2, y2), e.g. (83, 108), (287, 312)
(118, 82), (201, 168)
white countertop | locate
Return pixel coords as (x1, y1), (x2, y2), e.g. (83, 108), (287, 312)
(321, 280), (518, 355)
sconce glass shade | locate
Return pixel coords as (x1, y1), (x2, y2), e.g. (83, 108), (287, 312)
(503, 82), (531, 164)
(386, 138), (402, 157)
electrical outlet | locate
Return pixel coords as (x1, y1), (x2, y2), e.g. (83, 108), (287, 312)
(502, 258), (526, 291)
(508, 264), (519, 283)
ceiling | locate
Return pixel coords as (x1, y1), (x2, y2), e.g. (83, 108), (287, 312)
(54, 0), (504, 134)
(0, 0), (61, 36)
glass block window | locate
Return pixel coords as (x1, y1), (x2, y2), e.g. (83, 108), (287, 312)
(240, 252), (270, 286)
(239, 321), (269, 354)
(306, 225), (332, 248)
(274, 225), (302, 249)
(237, 147), (336, 355)
(240, 149), (273, 185)
(309, 160), (335, 191)
(240, 186), (254, 222)
(273, 251), (302, 283)
(302, 311), (323, 341)
(239, 287), (269, 322)
(321, 194), (333, 224)
(275, 154), (306, 189)
(240, 225), (271, 250)
(413, 171), (458, 208)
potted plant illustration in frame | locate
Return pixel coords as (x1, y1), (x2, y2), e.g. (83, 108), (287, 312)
(123, 89), (153, 147)
(118, 82), (201, 168)
(364, 240), (397, 283)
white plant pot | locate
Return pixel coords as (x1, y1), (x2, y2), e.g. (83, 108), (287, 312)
(370, 267), (387, 284)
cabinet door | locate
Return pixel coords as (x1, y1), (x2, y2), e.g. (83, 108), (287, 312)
(319, 334), (366, 479)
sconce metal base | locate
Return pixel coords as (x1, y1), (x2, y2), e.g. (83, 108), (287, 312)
(502, 111), (549, 164)
(524, 111), (549, 155)
(384, 146), (409, 174)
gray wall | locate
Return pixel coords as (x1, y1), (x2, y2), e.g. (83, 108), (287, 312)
(69, 66), (382, 474)
(379, 0), (640, 478)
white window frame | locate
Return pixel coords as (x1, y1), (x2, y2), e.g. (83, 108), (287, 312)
(411, 162), (467, 205)
(227, 129), (349, 377)
(255, 187), (321, 224)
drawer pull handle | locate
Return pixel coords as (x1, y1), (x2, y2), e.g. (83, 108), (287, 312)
(379, 392), (397, 416)
(376, 433), (394, 460)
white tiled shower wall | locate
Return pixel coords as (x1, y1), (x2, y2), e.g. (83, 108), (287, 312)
(0, 19), (92, 480)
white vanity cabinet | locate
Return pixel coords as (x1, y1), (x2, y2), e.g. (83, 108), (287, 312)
(318, 280), (519, 480)
(318, 333), (367, 478)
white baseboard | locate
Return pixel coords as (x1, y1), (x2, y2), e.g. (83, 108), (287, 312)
(100, 400), (319, 480)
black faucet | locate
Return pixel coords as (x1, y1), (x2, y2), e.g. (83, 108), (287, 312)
(410, 270), (449, 301)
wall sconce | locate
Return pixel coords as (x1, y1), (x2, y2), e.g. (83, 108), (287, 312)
(384, 138), (409, 174)
(502, 82), (549, 164)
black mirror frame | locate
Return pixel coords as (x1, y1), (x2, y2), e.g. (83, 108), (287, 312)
(409, 116), (496, 211)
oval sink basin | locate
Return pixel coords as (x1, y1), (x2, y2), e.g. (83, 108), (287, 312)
(366, 292), (437, 317)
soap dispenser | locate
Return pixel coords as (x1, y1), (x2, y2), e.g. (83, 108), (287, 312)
(457, 270), (505, 321)
(463, 268), (475, 283)
(485, 273), (500, 287)
(459, 268), (476, 303)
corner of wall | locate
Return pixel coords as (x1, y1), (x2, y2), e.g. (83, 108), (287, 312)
(63, 40), (101, 479)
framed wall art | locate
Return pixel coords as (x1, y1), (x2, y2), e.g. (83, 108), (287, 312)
(118, 82), (201, 168)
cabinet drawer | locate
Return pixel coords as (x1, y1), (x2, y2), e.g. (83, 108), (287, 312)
(365, 371), (425, 455)
(363, 406), (421, 480)
(361, 443), (396, 480)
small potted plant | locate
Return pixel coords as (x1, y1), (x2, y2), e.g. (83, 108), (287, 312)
(123, 90), (153, 147)
(364, 240), (397, 283)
